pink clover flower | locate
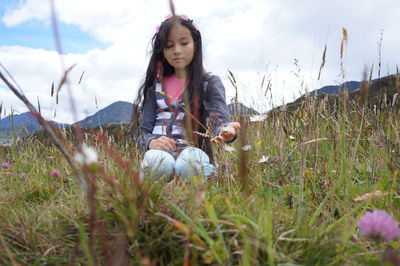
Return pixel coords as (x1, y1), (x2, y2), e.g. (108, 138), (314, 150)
(358, 210), (400, 240)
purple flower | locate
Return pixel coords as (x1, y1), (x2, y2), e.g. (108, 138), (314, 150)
(358, 210), (400, 240)
(19, 173), (27, 178)
(1, 162), (11, 169)
(220, 160), (232, 170)
(51, 169), (60, 178)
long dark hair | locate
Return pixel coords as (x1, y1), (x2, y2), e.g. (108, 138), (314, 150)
(133, 16), (213, 159)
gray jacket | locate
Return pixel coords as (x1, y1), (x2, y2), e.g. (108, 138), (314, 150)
(136, 74), (233, 150)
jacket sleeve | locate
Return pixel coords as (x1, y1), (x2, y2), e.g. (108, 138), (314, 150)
(136, 85), (158, 150)
(206, 75), (234, 138)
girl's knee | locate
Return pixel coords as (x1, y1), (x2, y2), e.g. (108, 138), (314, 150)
(175, 147), (215, 179)
(141, 150), (175, 178)
(179, 147), (210, 163)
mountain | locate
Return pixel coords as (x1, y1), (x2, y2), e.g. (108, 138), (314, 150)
(0, 112), (69, 144)
(76, 101), (258, 128)
(0, 112), (68, 132)
(228, 102), (259, 116)
(270, 74), (400, 114)
(308, 77), (385, 96)
(76, 101), (133, 128)
(0, 112), (40, 132)
(310, 81), (361, 95)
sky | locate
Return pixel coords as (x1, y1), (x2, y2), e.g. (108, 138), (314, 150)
(0, 0), (399, 123)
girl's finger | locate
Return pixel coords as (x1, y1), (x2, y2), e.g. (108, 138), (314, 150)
(160, 141), (171, 151)
(160, 136), (177, 149)
(165, 140), (176, 151)
(229, 122), (241, 129)
(212, 135), (224, 144)
(212, 139), (220, 144)
(211, 137), (219, 144)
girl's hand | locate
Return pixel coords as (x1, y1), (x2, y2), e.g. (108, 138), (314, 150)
(211, 122), (241, 145)
(149, 136), (177, 151)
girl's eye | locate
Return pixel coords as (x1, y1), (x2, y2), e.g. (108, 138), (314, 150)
(182, 42), (189, 46)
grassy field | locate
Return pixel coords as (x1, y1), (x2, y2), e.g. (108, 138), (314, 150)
(0, 87), (400, 265)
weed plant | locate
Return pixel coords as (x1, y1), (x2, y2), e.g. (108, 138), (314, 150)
(1, 84), (399, 265)
(0, 3), (399, 264)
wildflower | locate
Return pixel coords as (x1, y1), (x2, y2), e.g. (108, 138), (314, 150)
(19, 173), (27, 178)
(358, 210), (400, 240)
(258, 155), (269, 164)
(51, 169), (60, 178)
(289, 135), (296, 140)
(256, 140), (262, 146)
(74, 143), (98, 165)
(224, 145), (235, 152)
(1, 162), (11, 169)
(241, 145), (252, 151)
(74, 143), (99, 172)
(249, 114), (266, 122)
(382, 248), (400, 265)
(220, 160), (232, 170)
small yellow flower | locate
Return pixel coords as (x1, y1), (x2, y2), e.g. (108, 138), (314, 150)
(256, 140), (262, 146)
(390, 149), (395, 153)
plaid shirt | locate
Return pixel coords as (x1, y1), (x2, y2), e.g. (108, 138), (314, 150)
(137, 74), (232, 150)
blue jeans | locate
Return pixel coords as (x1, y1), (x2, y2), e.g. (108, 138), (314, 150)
(140, 147), (216, 179)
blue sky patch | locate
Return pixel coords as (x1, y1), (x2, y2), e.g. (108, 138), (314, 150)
(0, 2), (106, 54)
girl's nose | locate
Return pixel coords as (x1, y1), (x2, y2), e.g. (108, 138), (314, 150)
(174, 45), (182, 54)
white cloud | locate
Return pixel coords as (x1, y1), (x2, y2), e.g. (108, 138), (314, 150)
(1, 0), (400, 123)
(0, 45), (142, 123)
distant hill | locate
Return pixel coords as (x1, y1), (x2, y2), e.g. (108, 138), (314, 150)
(307, 77), (385, 97)
(76, 101), (258, 128)
(310, 81), (361, 95)
(228, 102), (259, 116)
(0, 112), (68, 139)
(76, 101), (133, 128)
(0, 112), (40, 131)
(270, 74), (400, 114)
(0, 101), (257, 141)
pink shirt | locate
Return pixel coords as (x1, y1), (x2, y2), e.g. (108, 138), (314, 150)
(163, 75), (186, 105)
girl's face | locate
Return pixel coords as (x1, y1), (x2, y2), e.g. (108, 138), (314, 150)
(163, 23), (195, 77)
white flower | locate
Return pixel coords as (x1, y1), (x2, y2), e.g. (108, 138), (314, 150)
(221, 126), (234, 134)
(241, 145), (252, 151)
(224, 145), (236, 152)
(289, 135), (296, 140)
(258, 155), (269, 164)
(74, 143), (98, 166)
(250, 114), (266, 122)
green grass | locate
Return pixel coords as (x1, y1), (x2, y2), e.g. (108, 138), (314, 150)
(0, 94), (399, 265)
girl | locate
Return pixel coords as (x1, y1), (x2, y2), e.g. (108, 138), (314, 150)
(134, 15), (240, 179)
